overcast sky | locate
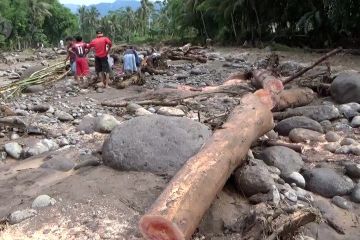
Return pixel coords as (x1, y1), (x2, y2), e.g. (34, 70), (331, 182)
(59, 0), (116, 5)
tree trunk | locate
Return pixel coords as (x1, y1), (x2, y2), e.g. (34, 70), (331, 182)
(231, 12), (237, 40)
(139, 93), (274, 240)
(200, 11), (209, 39)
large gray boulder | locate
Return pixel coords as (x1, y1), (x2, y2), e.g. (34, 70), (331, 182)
(275, 116), (323, 136)
(331, 72), (360, 104)
(234, 165), (275, 197)
(257, 146), (304, 176)
(102, 115), (212, 176)
(303, 168), (354, 198)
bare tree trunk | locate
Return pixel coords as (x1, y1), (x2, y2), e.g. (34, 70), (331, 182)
(200, 11), (209, 39)
(231, 12), (237, 40)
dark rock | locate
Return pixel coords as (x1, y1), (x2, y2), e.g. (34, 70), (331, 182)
(248, 192), (272, 204)
(331, 72), (360, 104)
(303, 168), (354, 198)
(55, 110), (74, 122)
(74, 157), (101, 170)
(279, 105), (340, 122)
(331, 196), (352, 210)
(234, 165), (275, 197)
(335, 145), (352, 154)
(76, 115), (96, 134)
(289, 128), (325, 143)
(102, 115), (211, 176)
(350, 185), (360, 203)
(351, 116), (360, 128)
(30, 104), (50, 113)
(40, 156), (75, 172)
(350, 145), (360, 156)
(258, 146), (304, 176)
(275, 116), (323, 136)
(279, 61), (304, 76)
(341, 138), (358, 146)
(325, 131), (340, 142)
(345, 163), (360, 179)
(26, 126), (43, 135)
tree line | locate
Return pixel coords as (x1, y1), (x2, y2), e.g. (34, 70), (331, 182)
(0, 0), (77, 49)
(0, 0), (359, 49)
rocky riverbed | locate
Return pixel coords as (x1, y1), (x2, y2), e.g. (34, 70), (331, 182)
(1, 46), (360, 240)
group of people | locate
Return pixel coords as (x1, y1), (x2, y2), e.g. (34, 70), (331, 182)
(65, 30), (112, 88)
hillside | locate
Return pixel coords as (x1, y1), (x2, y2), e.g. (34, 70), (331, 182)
(64, 0), (141, 15)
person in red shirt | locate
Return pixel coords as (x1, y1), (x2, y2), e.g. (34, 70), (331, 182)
(88, 30), (112, 88)
(70, 35), (90, 85)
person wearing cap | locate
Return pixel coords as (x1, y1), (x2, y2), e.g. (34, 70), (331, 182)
(88, 30), (112, 88)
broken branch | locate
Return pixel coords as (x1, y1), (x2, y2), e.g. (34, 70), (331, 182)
(283, 47), (342, 84)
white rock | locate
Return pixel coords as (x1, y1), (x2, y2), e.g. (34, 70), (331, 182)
(32, 195), (56, 208)
(9, 209), (37, 224)
(4, 142), (22, 159)
(286, 172), (306, 188)
(157, 107), (185, 117)
(10, 133), (20, 140)
(135, 108), (153, 116)
(27, 139), (59, 156)
(95, 114), (121, 133)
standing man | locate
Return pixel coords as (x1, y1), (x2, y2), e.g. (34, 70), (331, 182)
(64, 36), (76, 77)
(70, 36), (90, 85)
(88, 30), (112, 88)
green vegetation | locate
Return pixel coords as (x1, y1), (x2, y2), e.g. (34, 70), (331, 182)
(0, 0), (77, 49)
(0, 0), (359, 49)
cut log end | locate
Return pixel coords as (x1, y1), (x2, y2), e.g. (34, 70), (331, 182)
(254, 89), (275, 110)
(139, 215), (185, 240)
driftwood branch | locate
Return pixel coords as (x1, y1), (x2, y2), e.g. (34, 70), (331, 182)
(283, 47), (342, 84)
(266, 209), (319, 240)
(260, 140), (304, 153)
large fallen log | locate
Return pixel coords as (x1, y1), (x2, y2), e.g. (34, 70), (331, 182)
(139, 93), (274, 240)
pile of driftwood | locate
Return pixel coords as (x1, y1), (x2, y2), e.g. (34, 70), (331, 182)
(103, 48), (342, 240)
(162, 43), (207, 63)
(0, 62), (69, 99)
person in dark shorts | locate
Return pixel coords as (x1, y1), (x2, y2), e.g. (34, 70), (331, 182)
(88, 30), (112, 88)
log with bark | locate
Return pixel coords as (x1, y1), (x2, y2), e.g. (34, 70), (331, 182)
(115, 73), (145, 89)
(139, 93), (274, 240)
(252, 69), (284, 94)
(273, 87), (316, 111)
